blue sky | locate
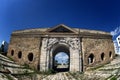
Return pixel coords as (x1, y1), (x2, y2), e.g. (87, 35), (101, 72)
(55, 52), (69, 64)
(0, 0), (120, 43)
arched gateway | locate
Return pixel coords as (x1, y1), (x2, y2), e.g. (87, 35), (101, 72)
(7, 24), (115, 72)
(52, 43), (70, 71)
(40, 37), (82, 72)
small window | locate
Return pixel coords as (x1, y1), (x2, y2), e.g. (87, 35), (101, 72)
(11, 50), (14, 56)
(88, 53), (94, 64)
(101, 53), (105, 61)
(109, 51), (112, 58)
(37, 64), (40, 70)
(18, 51), (22, 59)
(28, 53), (33, 61)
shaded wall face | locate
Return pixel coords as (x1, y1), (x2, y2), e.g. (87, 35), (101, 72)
(82, 38), (115, 69)
(7, 36), (41, 69)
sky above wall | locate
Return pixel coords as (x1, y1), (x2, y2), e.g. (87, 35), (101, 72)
(55, 52), (69, 64)
(0, 0), (120, 43)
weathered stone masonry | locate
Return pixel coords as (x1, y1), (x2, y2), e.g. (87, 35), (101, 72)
(7, 24), (115, 72)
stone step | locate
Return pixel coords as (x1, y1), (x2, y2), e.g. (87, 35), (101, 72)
(0, 54), (35, 79)
(2, 64), (24, 69)
(0, 54), (10, 60)
(4, 66), (33, 74)
(41, 72), (77, 80)
(0, 70), (10, 74)
(0, 63), (33, 75)
(0, 54), (25, 69)
(0, 72), (18, 80)
(0, 54), (15, 63)
(0, 58), (19, 66)
(0, 59), (24, 68)
(0, 54), (34, 75)
(2, 65), (33, 75)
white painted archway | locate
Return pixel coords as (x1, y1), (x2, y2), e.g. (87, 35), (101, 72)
(40, 37), (82, 72)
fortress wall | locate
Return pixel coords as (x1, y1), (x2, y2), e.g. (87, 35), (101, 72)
(7, 25), (115, 72)
(82, 37), (115, 70)
(7, 35), (41, 69)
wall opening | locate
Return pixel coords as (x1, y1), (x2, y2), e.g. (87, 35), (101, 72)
(37, 64), (40, 71)
(52, 44), (70, 72)
(54, 52), (69, 72)
(11, 50), (14, 56)
(88, 53), (94, 64)
(109, 51), (112, 58)
(28, 53), (33, 61)
(101, 53), (105, 61)
(18, 51), (22, 59)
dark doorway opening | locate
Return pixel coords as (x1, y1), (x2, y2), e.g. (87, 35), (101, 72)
(109, 51), (112, 58)
(11, 50), (14, 56)
(18, 51), (22, 59)
(28, 53), (33, 61)
(88, 53), (94, 64)
(52, 44), (70, 72)
(101, 53), (105, 61)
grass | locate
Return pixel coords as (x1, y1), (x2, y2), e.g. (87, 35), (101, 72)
(106, 75), (117, 80)
(99, 68), (115, 71)
(7, 56), (14, 61)
(69, 72), (83, 80)
(40, 69), (57, 75)
(110, 76), (117, 80)
(87, 64), (105, 71)
(5, 74), (14, 80)
(23, 63), (31, 69)
(87, 61), (111, 71)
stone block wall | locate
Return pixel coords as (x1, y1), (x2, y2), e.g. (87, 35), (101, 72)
(82, 37), (115, 70)
(7, 36), (41, 70)
(7, 25), (115, 72)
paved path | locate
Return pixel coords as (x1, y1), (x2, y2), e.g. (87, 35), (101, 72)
(36, 56), (120, 80)
(85, 56), (120, 80)
(41, 72), (76, 80)
(1, 54), (120, 80)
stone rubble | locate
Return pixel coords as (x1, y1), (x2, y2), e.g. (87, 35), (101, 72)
(0, 54), (120, 80)
(0, 53), (34, 80)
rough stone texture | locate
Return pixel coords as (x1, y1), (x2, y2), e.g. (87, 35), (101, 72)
(1, 53), (120, 80)
(40, 37), (81, 72)
(7, 24), (115, 72)
(82, 38), (115, 70)
(7, 37), (41, 69)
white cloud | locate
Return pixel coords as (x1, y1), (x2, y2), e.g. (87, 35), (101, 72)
(55, 52), (69, 63)
(110, 26), (120, 36)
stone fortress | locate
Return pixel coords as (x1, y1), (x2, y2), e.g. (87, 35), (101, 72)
(7, 24), (115, 72)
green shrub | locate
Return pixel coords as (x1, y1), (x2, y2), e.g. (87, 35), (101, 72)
(110, 76), (117, 80)
(41, 69), (57, 75)
(7, 56), (14, 61)
(47, 69), (56, 74)
(5, 74), (14, 80)
(23, 63), (31, 69)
